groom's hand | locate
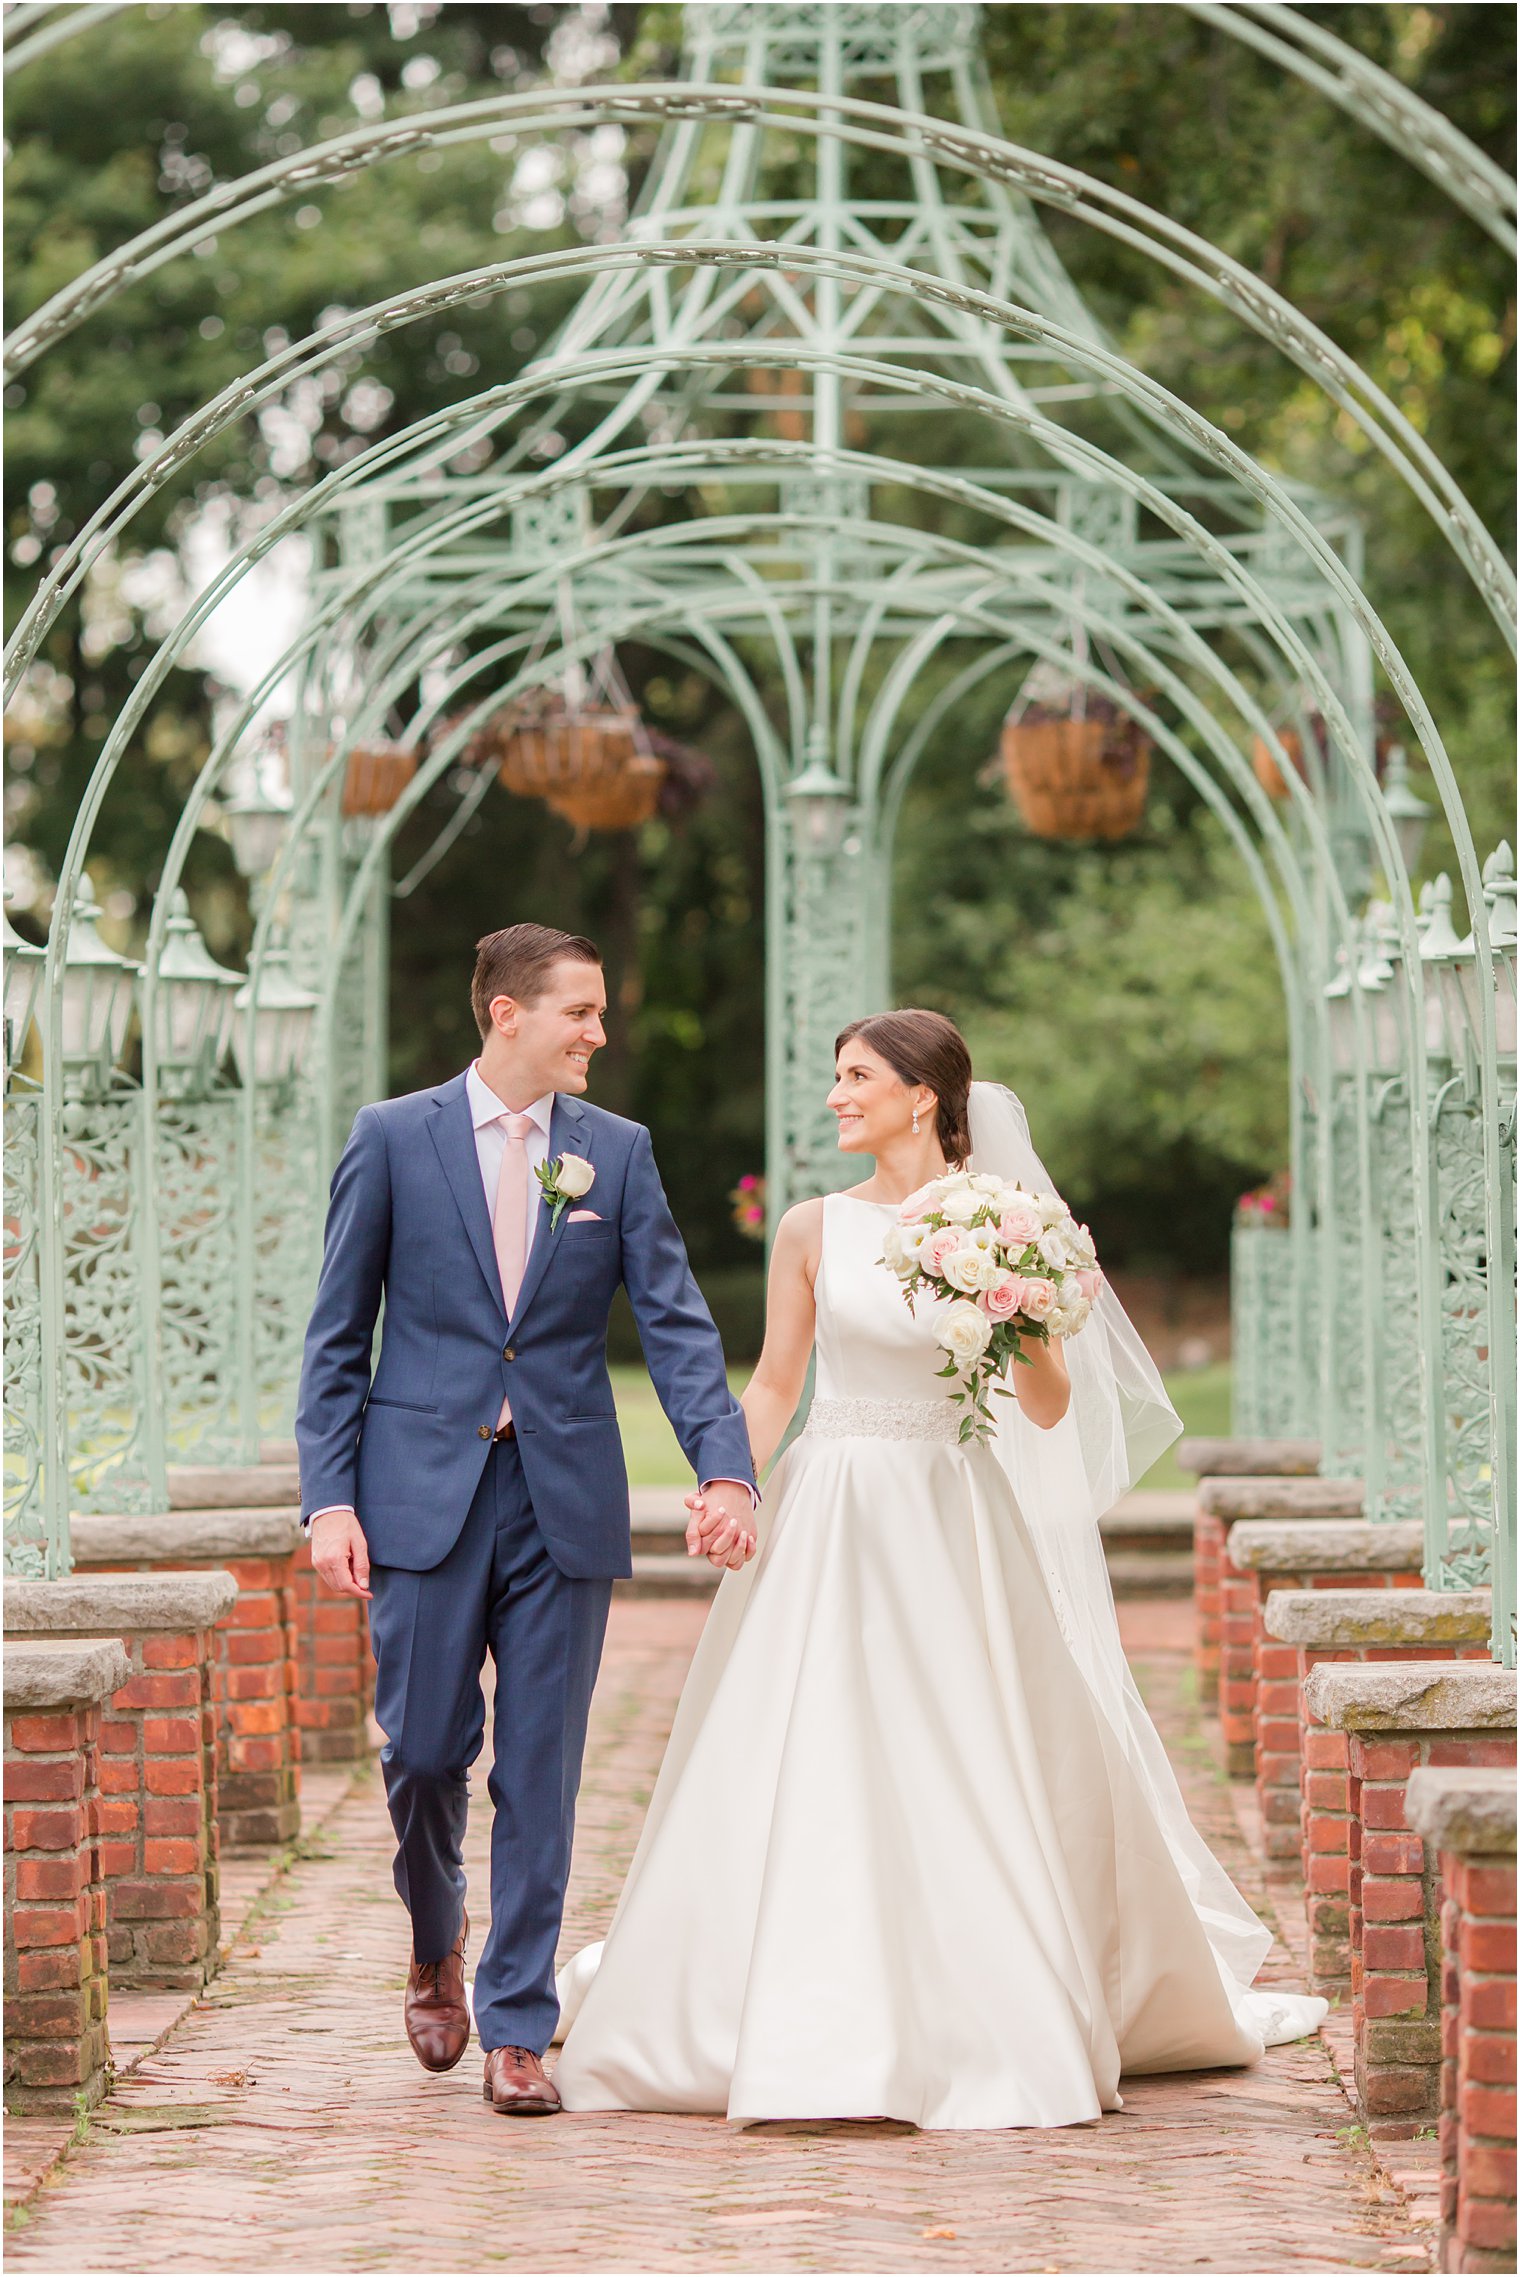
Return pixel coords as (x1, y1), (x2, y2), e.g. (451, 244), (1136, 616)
(309, 1507), (373, 1600)
(684, 1484), (756, 1571)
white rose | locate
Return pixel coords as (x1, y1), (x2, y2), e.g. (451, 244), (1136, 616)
(1036, 1229), (1068, 1271)
(555, 1152), (596, 1198)
(997, 1182), (1031, 1214)
(881, 1224), (908, 1274)
(939, 1184), (980, 1226)
(1070, 1222), (1098, 1268)
(1037, 1192), (1068, 1229)
(935, 1299), (993, 1365)
(970, 1172), (1005, 1197)
(940, 1242), (988, 1294)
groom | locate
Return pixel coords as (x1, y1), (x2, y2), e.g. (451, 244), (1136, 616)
(295, 923), (757, 2115)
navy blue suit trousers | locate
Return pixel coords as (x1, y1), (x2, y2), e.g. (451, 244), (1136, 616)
(368, 1437), (612, 2054)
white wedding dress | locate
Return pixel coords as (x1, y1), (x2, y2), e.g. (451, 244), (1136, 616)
(553, 1190), (1325, 2130)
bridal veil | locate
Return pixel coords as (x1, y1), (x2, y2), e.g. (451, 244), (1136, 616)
(967, 1080), (1322, 2038)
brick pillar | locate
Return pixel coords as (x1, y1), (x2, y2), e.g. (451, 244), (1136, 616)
(1178, 1440), (1321, 1699)
(216, 1548), (301, 1845)
(4, 1637), (128, 2111)
(1304, 1662), (1517, 2140)
(1408, 1767), (1517, 2274)
(72, 1510), (305, 1847)
(6, 1574), (236, 1993)
(1192, 1505), (1226, 1695)
(290, 1536), (374, 1764)
(1263, 1589), (1493, 1988)
(1196, 1478), (1368, 1775)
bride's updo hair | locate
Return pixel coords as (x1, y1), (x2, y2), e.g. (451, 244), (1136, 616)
(834, 1009), (973, 1167)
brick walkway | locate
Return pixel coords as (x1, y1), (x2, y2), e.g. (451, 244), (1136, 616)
(6, 1600), (1435, 2273)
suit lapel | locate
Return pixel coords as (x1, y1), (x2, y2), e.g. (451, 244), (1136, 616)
(427, 1075), (506, 1321)
(508, 1094), (593, 1334)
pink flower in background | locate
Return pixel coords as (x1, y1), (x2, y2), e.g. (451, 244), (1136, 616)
(729, 1173), (768, 1243)
(921, 1226), (965, 1278)
(999, 1201), (1042, 1247)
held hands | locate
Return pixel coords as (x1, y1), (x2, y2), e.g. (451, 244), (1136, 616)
(683, 1482), (757, 1571)
(309, 1507), (373, 1600)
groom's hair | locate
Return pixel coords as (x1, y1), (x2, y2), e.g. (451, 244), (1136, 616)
(471, 923), (602, 1036)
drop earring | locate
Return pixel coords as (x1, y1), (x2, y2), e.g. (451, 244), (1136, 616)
(912, 1107), (921, 1135)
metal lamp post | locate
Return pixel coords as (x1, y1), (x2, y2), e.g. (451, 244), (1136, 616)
(787, 731), (852, 855)
(223, 751), (293, 882)
(231, 949), (318, 1090)
(3, 896), (45, 1082)
(1381, 745), (1433, 883)
(1419, 876), (1476, 1073)
(57, 873), (140, 1097)
(154, 890), (244, 1096)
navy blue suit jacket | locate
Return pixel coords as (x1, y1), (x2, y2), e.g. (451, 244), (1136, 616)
(294, 1075), (755, 1579)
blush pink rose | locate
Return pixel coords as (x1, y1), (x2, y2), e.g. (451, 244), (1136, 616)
(921, 1226), (965, 1279)
(999, 1202), (1043, 1248)
(1075, 1268), (1104, 1301)
(1018, 1276), (1058, 1321)
(898, 1182), (943, 1224)
(980, 1272), (1025, 1322)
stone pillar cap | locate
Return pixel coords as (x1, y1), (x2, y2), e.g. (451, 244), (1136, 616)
(1406, 1767), (1517, 1855)
(71, 1509), (302, 1564)
(168, 1464), (299, 1510)
(4, 1635), (131, 1710)
(1177, 1437), (1321, 1478)
(1302, 1658), (1516, 1733)
(1199, 1476), (1365, 1521)
(5, 1570), (239, 1637)
(1226, 1518), (1424, 1574)
(1263, 1587), (1491, 1647)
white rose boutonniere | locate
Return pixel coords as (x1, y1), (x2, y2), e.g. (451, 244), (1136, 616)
(537, 1150), (595, 1230)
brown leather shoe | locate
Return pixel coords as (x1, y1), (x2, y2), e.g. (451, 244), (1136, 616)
(483, 2045), (561, 2116)
(404, 1908), (469, 2073)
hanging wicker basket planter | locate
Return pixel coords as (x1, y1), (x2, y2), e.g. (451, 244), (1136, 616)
(341, 741), (418, 817)
(1000, 696), (1150, 842)
(495, 694), (668, 833)
(1250, 727), (1307, 801)
(545, 752), (668, 833)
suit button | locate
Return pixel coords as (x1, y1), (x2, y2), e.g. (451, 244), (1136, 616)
(477, 1424), (491, 1440)
(503, 1345), (515, 1362)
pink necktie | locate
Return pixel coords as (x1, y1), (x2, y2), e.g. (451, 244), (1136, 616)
(493, 1112), (534, 1426)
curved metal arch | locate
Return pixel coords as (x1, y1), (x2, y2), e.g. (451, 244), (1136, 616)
(8, 267), (1506, 1058)
(1181, 1), (1516, 251)
(44, 382), (1492, 1548)
(3, 82), (1511, 644)
(44, 362), (1478, 1109)
(50, 469), (1447, 1539)
(12, 267), (1505, 1094)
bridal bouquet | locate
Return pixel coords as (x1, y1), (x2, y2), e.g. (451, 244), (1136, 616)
(880, 1171), (1105, 1443)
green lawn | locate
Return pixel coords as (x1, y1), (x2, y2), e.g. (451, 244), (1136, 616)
(611, 1360), (1230, 1491)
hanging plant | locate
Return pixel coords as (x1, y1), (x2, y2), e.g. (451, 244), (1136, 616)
(341, 740), (418, 817)
(999, 661), (1150, 843)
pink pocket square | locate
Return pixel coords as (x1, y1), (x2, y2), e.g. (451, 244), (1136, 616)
(567, 1208), (602, 1222)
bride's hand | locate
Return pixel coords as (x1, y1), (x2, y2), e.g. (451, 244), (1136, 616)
(684, 1489), (755, 1570)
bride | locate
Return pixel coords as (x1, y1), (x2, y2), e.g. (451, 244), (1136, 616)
(552, 1008), (1325, 2130)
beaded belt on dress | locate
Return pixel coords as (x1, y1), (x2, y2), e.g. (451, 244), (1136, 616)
(804, 1394), (963, 1445)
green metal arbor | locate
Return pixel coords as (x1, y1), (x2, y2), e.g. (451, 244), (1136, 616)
(3, 4), (1515, 1661)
